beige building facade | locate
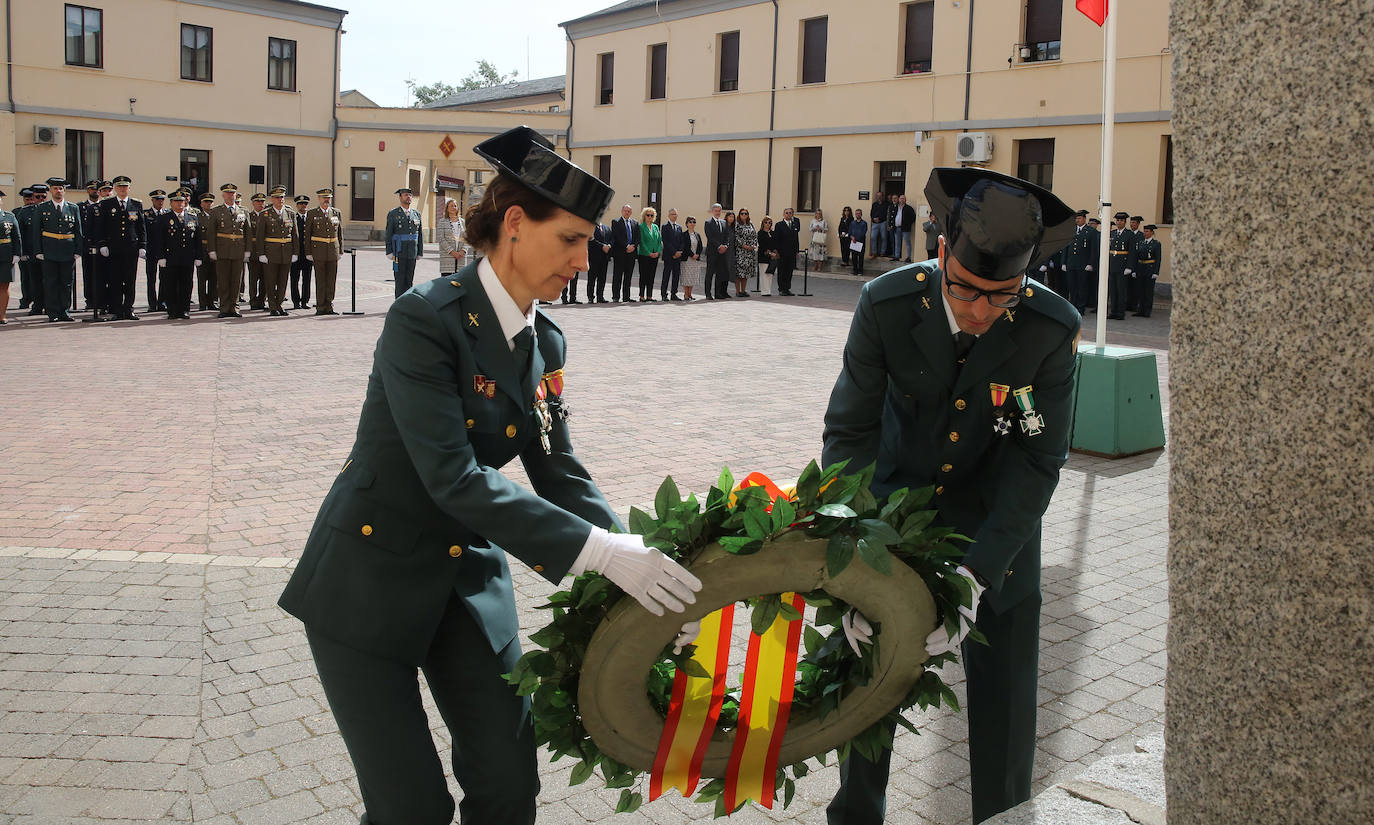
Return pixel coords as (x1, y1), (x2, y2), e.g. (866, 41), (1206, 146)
(562, 0), (1174, 281)
(0, 0), (345, 202)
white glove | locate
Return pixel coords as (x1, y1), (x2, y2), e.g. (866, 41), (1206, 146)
(258, 255), (268, 263)
(306, 255), (313, 262)
(138, 249), (146, 259)
(572, 527), (701, 617)
(35, 254), (43, 260)
(99, 246), (109, 257)
(1039, 265), (1048, 272)
(842, 609), (873, 656)
(1125, 268), (1133, 275)
(925, 565), (987, 657)
(1085, 264), (1093, 271)
(243, 252), (250, 261)
(208, 251), (217, 261)
(673, 620), (701, 655)
(18, 255), (26, 261)
(291, 255), (298, 263)
(194, 260), (201, 266)
(1150, 274), (1157, 280)
(157, 259), (167, 267)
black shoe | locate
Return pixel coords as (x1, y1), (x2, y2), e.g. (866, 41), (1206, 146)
(570, 299), (581, 304)
(58, 315), (76, 322)
(124, 312), (140, 320)
(301, 303), (311, 309)
(1107, 314), (1125, 320)
(281, 309), (291, 316)
(27, 308), (43, 316)
(670, 295), (681, 301)
(1133, 313), (1150, 318)
(17, 301), (28, 309)
(0, 319), (7, 325)
(717, 293), (731, 299)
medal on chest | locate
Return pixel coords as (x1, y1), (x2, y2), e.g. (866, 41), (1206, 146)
(1012, 385), (1044, 436)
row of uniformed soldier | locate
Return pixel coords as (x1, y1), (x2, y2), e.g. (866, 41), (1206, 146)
(1043, 211), (1164, 318)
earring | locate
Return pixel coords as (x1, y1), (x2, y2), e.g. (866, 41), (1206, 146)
(510, 236), (518, 243)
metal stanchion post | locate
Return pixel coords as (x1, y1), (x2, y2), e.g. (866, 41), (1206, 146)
(799, 251), (813, 296)
(82, 257), (109, 323)
(342, 248), (363, 316)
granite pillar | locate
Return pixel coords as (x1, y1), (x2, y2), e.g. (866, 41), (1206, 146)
(1167, 2), (1374, 824)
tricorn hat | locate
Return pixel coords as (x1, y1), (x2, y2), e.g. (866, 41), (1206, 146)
(473, 125), (614, 224)
(45, 176), (68, 188)
(1113, 211), (1129, 220)
(924, 167), (1075, 281)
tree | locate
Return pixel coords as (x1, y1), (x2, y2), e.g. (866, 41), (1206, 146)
(457, 60), (519, 91)
(406, 80), (458, 107)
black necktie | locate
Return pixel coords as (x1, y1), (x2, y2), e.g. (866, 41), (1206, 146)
(513, 327), (534, 371)
(953, 332), (976, 364)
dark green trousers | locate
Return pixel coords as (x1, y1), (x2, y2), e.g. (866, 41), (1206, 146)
(827, 594), (1041, 825)
(306, 594), (538, 825)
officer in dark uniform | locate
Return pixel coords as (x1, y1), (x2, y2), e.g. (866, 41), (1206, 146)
(15, 187), (40, 314)
(290, 193), (313, 309)
(823, 167), (1079, 825)
(384, 188), (423, 297)
(150, 190), (203, 320)
(245, 193), (268, 309)
(30, 176), (84, 322)
(1059, 209), (1098, 312)
(1129, 224), (1162, 318)
(279, 125), (701, 825)
(143, 190), (168, 311)
(0, 189), (23, 324)
(1124, 215), (1144, 311)
(76, 181), (100, 311)
(196, 193), (219, 311)
(1106, 211), (1135, 319)
(96, 175), (146, 320)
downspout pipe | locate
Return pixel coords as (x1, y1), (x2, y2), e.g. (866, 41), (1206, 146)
(962, 0), (974, 127)
(564, 29), (575, 159)
(765, 0), (778, 214)
(331, 15), (342, 187)
(5, 0), (14, 113)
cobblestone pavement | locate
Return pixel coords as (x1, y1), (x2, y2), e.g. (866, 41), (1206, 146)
(0, 252), (1170, 824)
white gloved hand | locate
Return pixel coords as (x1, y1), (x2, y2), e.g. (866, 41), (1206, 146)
(194, 259), (201, 266)
(573, 527), (702, 617)
(157, 259), (167, 267)
(673, 620), (701, 655)
(1150, 274), (1157, 280)
(243, 252), (250, 261)
(18, 255), (27, 261)
(842, 608), (873, 656)
(925, 565), (987, 657)
(1039, 264), (1048, 272)
(138, 248), (146, 259)
(1085, 264), (1093, 271)
(208, 251), (217, 261)
(258, 255), (268, 263)
(291, 255), (298, 263)
(99, 246), (109, 257)
(1124, 268), (1133, 275)
(35, 254), (43, 260)
(306, 255), (313, 262)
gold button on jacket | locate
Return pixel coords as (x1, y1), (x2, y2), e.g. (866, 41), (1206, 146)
(449, 545), (463, 558)
(505, 424), (517, 438)
(949, 431), (960, 443)
(361, 524), (373, 536)
(955, 398), (967, 410)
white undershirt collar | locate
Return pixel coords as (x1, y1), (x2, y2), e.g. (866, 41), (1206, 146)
(478, 257), (536, 352)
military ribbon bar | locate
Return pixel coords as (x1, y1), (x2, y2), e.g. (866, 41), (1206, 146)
(649, 605), (736, 801)
(723, 591), (806, 811)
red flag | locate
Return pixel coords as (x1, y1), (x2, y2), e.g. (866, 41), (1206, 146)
(1076, 0), (1107, 26)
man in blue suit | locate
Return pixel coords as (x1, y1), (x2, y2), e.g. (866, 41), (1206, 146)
(823, 167), (1080, 825)
(660, 207), (687, 300)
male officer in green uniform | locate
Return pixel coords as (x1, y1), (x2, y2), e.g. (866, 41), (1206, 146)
(254, 186), (297, 316)
(0, 189), (23, 323)
(384, 187), (423, 297)
(823, 167), (1079, 825)
(1106, 210), (1135, 320)
(303, 187), (343, 314)
(206, 183), (251, 317)
(30, 176), (83, 322)
(1129, 224), (1162, 318)
(1061, 209), (1099, 313)
(15, 187), (40, 314)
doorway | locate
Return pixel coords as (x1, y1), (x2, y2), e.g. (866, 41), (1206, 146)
(877, 161), (907, 199)
(350, 167), (375, 222)
(180, 149), (210, 201)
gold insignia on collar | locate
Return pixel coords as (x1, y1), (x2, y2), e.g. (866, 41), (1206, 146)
(450, 280), (460, 287)
(1004, 309), (1015, 323)
(922, 296), (932, 310)
(467, 312), (479, 327)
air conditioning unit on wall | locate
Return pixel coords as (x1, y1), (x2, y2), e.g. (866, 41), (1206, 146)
(955, 132), (993, 163)
(34, 125), (60, 145)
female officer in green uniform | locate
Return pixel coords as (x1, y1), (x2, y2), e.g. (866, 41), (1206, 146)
(279, 126), (701, 825)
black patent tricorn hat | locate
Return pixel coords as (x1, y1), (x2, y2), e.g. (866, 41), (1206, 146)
(473, 126), (614, 224)
(924, 167), (1075, 281)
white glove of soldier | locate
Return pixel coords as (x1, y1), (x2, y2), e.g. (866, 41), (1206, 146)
(1039, 264), (1048, 272)
(243, 252), (250, 261)
(291, 255), (298, 263)
(18, 255), (26, 261)
(208, 251), (217, 261)
(306, 255), (313, 262)
(35, 254), (43, 260)
(673, 620), (701, 655)
(1124, 268), (1133, 275)
(138, 249), (146, 259)
(843, 609), (874, 656)
(1085, 264), (1093, 271)
(925, 565), (987, 657)
(258, 255), (268, 263)
(99, 246), (109, 257)
(572, 527), (702, 617)
(194, 260), (201, 266)
(1150, 273), (1157, 280)
(157, 259), (167, 267)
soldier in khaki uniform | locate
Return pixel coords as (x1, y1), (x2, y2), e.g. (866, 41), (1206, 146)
(254, 186), (297, 315)
(205, 183), (251, 317)
(303, 187), (343, 315)
(196, 193), (218, 311)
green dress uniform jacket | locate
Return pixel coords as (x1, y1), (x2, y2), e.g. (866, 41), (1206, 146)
(279, 260), (622, 666)
(30, 200), (83, 261)
(302, 206), (343, 261)
(384, 206), (423, 259)
(254, 206), (296, 264)
(206, 203), (250, 259)
(0, 209), (23, 269)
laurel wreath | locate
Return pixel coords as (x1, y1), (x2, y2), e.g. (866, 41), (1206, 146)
(505, 460), (979, 816)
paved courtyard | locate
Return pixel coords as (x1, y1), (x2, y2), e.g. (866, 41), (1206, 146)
(0, 251), (1170, 824)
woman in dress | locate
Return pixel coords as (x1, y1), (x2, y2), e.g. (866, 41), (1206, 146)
(436, 197), (468, 278)
(679, 216), (704, 300)
(809, 208), (829, 272)
(278, 126), (700, 825)
(636, 207), (662, 301)
(756, 215), (775, 297)
(838, 206), (854, 269)
(732, 208), (755, 297)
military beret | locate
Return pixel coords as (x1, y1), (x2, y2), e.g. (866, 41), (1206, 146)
(168, 191), (187, 201)
(316, 188), (333, 197)
(393, 187), (413, 195)
(1113, 211), (1129, 220)
(1144, 224), (1157, 231)
(1130, 215), (1143, 222)
(45, 176), (68, 187)
(1075, 209), (1090, 217)
(149, 189), (167, 198)
(220, 183), (239, 192)
(294, 194), (311, 204)
(924, 167), (1074, 281)
(111, 175), (132, 186)
(31, 183), (49, 193)
(473, 125), (614, 224)
(19, 187), (33, 197)
(251, 193), (266, 202)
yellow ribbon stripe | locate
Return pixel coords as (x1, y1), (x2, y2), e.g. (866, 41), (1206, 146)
(724, 592), (806, 810)
(650, 605), (735, 800)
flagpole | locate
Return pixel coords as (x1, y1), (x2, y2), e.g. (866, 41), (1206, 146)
(1094, 3), (1118, 345)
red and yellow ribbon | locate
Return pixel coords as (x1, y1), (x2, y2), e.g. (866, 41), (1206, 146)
(650, 605), (736, 800)
(724, 591), (806, 810)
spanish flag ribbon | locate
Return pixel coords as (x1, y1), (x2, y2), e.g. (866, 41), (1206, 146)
(649, 604), (736, 801)
(738, 472), (789, 509)
(724, 591), (806, 810)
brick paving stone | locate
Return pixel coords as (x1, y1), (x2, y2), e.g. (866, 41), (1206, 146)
(0, 252), (1171, 824)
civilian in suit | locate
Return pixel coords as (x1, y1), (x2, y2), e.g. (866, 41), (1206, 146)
(609, 204), (638, 302)
(585, 222), (611, 302)
(848, 210), (868, 275)
(291, 195), (314, 310)
(278, 127), (700, 825)
(660, 208), (687, 301)
(151, 191), (203, 319)
(703, 203), (731, 300)
(773, 207), (801, 295)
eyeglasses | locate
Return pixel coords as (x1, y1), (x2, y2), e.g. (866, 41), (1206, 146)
(944, 273), (1025, 308)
